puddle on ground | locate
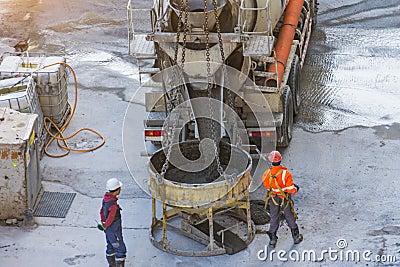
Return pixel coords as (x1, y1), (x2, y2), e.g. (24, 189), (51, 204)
(373, 123), (400, 140)
(368, 225), (400, 236)
(299, 26), (400, 132)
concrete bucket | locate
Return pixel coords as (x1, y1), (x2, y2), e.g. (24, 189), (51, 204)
(148, 140), (255, 256)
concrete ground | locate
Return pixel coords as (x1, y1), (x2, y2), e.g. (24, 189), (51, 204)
(1, 119), (399, 266)
(1, 0), (400, 266)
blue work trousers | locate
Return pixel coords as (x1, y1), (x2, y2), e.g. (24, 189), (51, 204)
(105, 219), (127, 260)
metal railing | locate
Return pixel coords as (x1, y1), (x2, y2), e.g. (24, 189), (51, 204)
(239, 0), (272, 35)
(127, 0), (157, 55)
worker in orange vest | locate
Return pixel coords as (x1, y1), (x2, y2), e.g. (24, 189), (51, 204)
(262, 150), (303, 247)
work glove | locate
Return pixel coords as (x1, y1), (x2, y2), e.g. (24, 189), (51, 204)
(97, 223), (106, 231)
(295, 184), (300, 192)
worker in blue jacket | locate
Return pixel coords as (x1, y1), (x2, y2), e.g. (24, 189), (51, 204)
(100, 178), (127, 267)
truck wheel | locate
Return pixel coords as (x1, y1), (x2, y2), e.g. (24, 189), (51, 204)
(151, 141), (162, 146)
(278, 86), (293, 147)
(250, 200), (270, 225)
(288, 54), (301, 115)
(311, 0), (318, 28)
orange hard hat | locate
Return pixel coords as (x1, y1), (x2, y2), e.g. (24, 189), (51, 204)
(268, 150), (282, 163)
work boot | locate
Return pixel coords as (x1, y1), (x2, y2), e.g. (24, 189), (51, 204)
(291, 227), (303, 244)
(106, 255), (116, 267)
(116, 259), (125, 267)
(267, 231), (278, 247)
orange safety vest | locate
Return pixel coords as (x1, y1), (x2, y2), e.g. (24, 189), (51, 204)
(262, 165), (297, 197)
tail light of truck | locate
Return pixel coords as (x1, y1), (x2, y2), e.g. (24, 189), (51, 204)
(145, 130), (163, 137)
(251, 131), (274, 137)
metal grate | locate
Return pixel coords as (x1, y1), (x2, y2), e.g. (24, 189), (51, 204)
(243, 36), (275, 56)
(34, 191), (76, 218)
(132, 34), (155, 57)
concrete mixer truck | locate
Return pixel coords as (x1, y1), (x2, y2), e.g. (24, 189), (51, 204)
(126, 0), (317, 255)
(128, 0), (317, 148)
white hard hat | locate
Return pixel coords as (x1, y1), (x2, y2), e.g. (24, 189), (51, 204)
(106, 178), (122, 191)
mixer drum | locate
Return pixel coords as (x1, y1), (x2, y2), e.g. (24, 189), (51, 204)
(169, 0), (227, 29)
(148, 140), (252, 208)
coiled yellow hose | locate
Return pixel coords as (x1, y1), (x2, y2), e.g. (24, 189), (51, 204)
(33, 62), (105, 158)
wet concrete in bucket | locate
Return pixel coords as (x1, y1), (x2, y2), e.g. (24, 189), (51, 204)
(165, 164), (226, 184)
(150, 141), (249, 184)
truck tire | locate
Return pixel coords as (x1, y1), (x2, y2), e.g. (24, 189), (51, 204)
(151, 141), (162, 146)
(311, 0), (318, 28)
(288, 54), (301, 115)
(278, 86), (293, 147)
(250, 200), (270, 225)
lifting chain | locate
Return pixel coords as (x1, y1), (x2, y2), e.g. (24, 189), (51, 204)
(204, 0), (224, 176)
(157, 111), (179, 183)
(159, 0), (237, 181)
(158, 0), (190, 182)
(181, 0), (189, 68)
(173, 0), (183, 66)
(211, 0), (238, 145)
(173, 0), (189, 68)
(212, 0), (225, 63)
(167, 4), (182, 113)
(211, 0), (234, 112)
(168, 0), (188, 112)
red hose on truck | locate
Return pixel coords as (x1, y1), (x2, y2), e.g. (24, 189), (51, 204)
(265, 0), (305, 88)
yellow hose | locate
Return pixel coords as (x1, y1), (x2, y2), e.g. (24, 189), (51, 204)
(32, 62), (105, 158)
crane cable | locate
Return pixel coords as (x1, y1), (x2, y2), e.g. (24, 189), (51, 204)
(32, 61), (105, 158)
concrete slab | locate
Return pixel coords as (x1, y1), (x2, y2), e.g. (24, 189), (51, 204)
(2, 126), (400, 266)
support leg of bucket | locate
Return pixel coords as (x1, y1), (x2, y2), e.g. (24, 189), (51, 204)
(162, 202), (167, 248)
(208, 207), (215, 251)
(152, 198), (157, 225)
(245, 191), (252, 236)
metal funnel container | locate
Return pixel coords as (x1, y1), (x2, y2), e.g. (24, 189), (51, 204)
(169, 0), (226, 29)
